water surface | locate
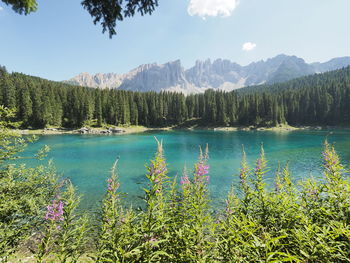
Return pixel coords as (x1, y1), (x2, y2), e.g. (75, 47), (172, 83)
(22, 130), (350, 210)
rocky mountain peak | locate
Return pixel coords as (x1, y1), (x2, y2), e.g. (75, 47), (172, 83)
(66, 54), (350, 94)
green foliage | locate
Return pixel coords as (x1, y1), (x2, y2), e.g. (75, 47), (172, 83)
(95, 159), (139, 262)
(215, 141), (350, 262)
(1, 0), (158, 37)
(0, 0), (37, 14)
(34, 182), (89, 263)
(81, 0), (158, 38)
(0, 106), (60, 262)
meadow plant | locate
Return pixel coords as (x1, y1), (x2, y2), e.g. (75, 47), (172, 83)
(0, 106), (60, 262)
(95, 159), (139, 262)
(34, 181), (89, 263)
(137, 138), (172, 262)
(174, 145), (219, 262)
(216, 141), (350, 262)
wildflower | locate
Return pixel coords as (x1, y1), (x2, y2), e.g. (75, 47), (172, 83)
(195, 162), (209, 176)
(107, 177), (120, 192)
(255, 158), (262, 173)
(225, 199), (233, 215)
(239, 166), (248, 182)
(45, 200), (64, 221)
(147, 154), (167, 185)
(180, 175), (190, 185)
(193, 162), (210, 184)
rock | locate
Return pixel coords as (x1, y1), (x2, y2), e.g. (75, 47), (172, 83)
(108, 127), (125, 133)
(65, 72), (124, 89)
(78, 127), (90, 134)
(65, 55), (350, 94)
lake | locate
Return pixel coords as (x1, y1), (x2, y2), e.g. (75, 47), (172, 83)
(22, 129), (350, 210)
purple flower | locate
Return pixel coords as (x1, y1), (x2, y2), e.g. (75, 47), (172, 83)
(180, 175), (190, 185)
(255, 158), (262, 173)
(195, 163), (209, 176)
(45, 200), (64, 221)
(148, 157), (167, 185)
(107, 178), (120, 192)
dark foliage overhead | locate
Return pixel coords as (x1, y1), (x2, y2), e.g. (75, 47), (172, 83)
(1, 0), (159, 37)
(1, 0), (37, 14)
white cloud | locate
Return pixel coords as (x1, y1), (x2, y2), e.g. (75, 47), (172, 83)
(0, 6), (3, 11)
(242, 42), (257, 51)
(188, 0), (239, 18)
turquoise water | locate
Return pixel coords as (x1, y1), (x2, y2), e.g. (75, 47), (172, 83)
(22, 130), (350, 210)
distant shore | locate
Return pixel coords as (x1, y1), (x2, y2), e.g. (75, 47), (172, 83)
(12, 126), (159, 135)
(10, 123), (339, 136)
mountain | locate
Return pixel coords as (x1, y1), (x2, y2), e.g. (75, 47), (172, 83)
(65, 72), (123, 89)
(266, 55), (315, 84)
(66, 54), (350, 94)
(311, 57), (350, 72)
(118, 60), (200, 93)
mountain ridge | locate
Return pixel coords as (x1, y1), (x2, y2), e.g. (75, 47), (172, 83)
(65, 54), (350, 94)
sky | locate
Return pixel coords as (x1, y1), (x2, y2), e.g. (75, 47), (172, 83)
(0, 0), (350, 81)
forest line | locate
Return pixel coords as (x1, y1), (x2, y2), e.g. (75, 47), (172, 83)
(1, 66), (350, 129)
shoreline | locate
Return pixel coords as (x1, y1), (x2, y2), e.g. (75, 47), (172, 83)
(11, 124), (344, 136)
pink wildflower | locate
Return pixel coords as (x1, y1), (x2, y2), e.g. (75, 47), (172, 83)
(195, 162), (209, 176)
(180, 175), (190, 185)
(107, 177), (120, 192)
(255, 158), (262, 173)
(45, 200), (64, 221)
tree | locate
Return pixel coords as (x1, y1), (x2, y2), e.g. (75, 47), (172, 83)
(1, 0), (37, 15)
(1, 0), (159, 38)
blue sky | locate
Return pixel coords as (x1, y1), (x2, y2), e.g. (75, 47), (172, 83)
(0, 0), (350, 81)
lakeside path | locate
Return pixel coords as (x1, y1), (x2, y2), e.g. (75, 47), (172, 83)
(11, 124), (327, 136)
